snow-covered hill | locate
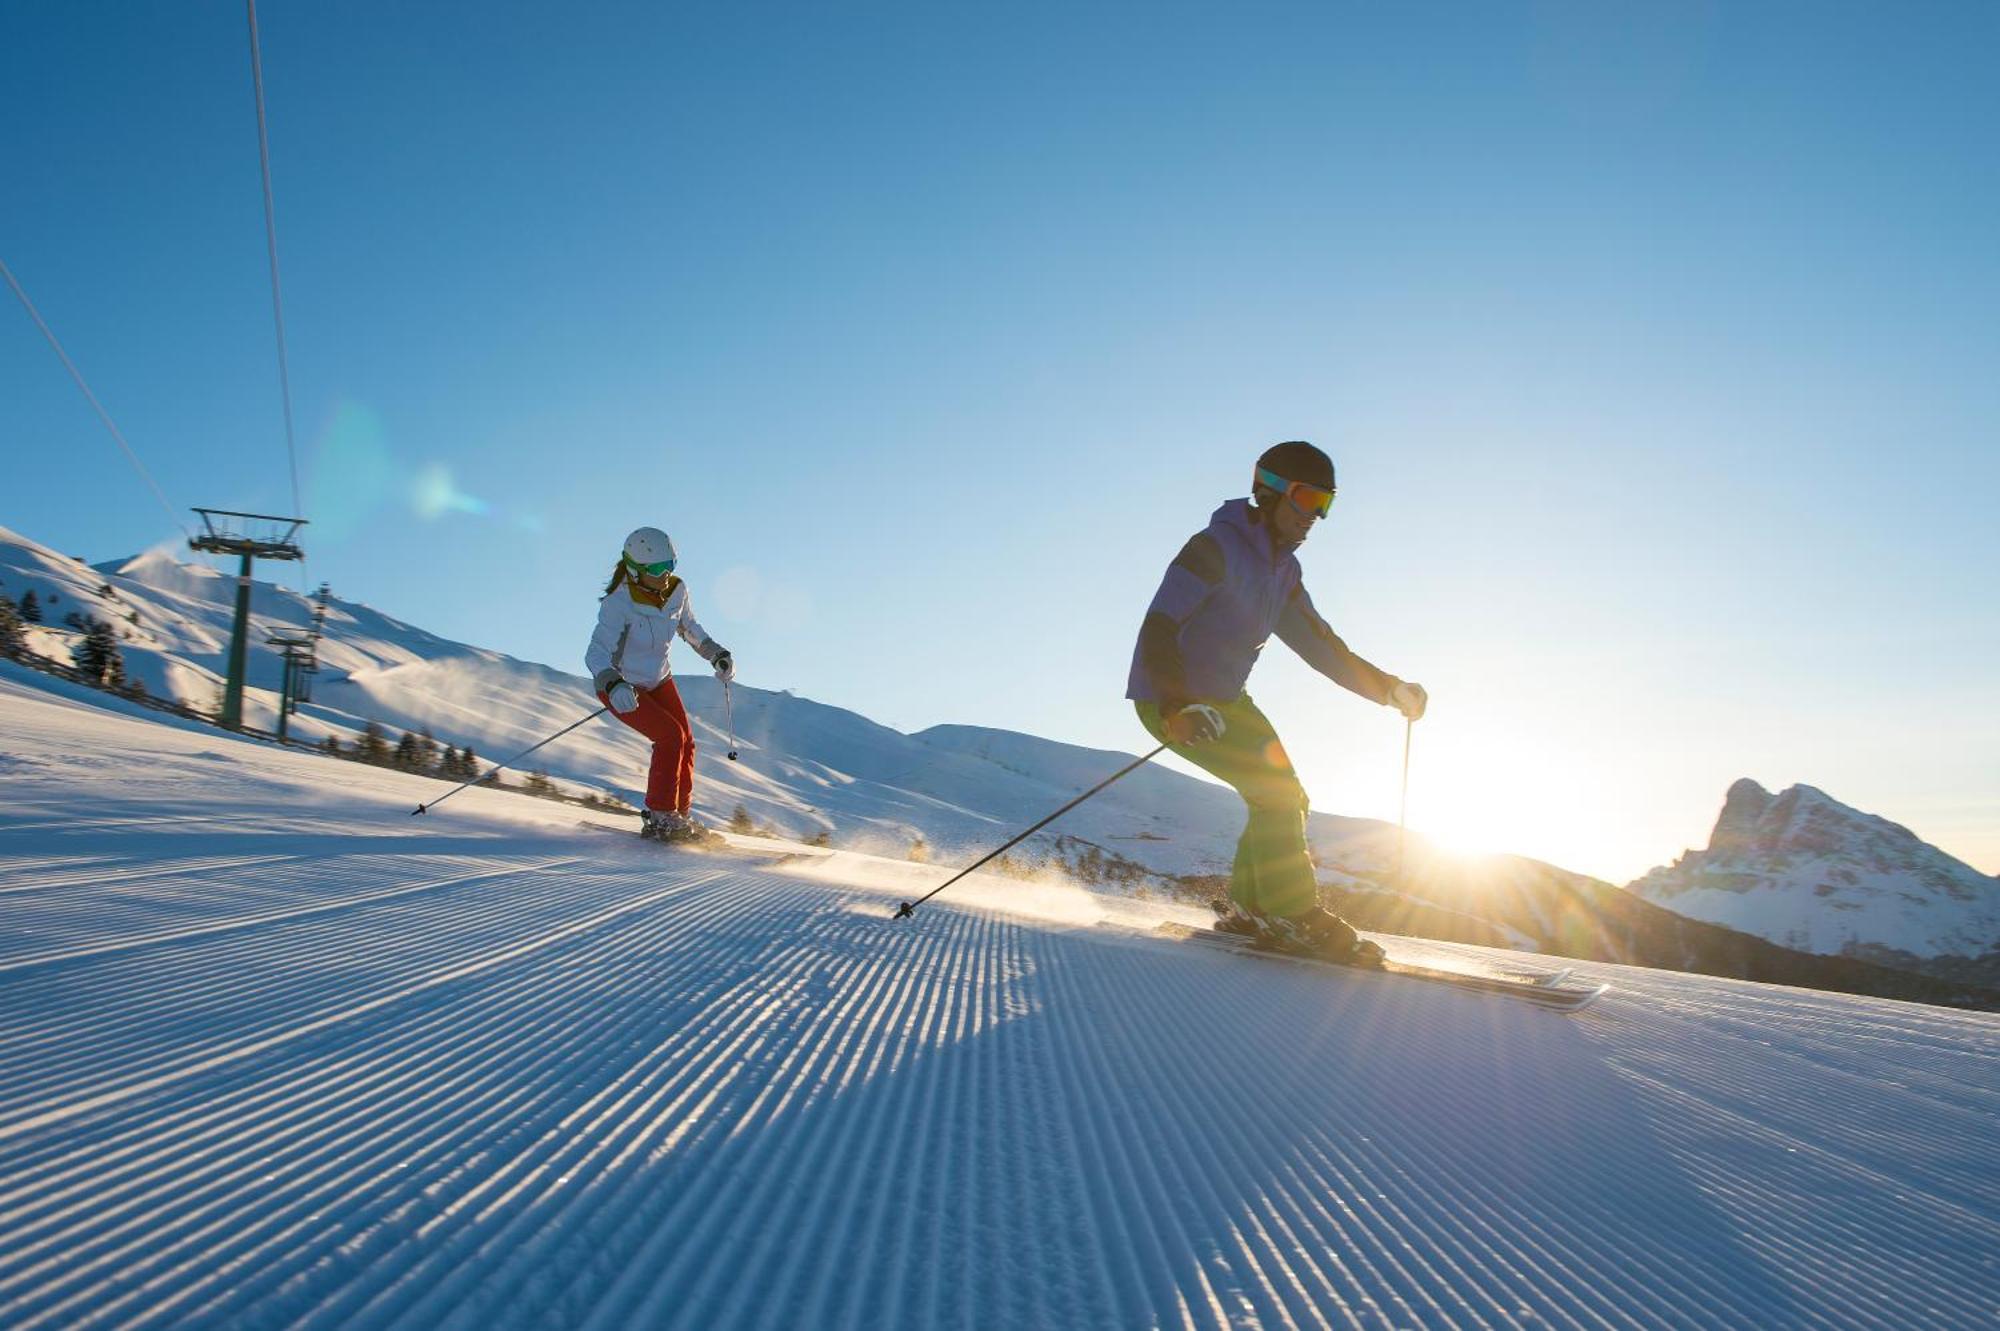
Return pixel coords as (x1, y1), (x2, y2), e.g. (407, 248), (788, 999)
(3, 672), (1997, 1329)
(1630, 777), (2000, 960)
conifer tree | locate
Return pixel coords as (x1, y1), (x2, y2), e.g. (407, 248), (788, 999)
(71, 618), (126, 688)
(20, 591), (42, 623)
(0, 595), (24, 657)
(356, 721), (393, 765)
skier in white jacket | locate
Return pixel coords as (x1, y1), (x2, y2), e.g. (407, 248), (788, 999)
(586, 526), (735, 841)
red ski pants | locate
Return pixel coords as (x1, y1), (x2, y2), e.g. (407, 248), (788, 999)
(601, 678), (695, 814)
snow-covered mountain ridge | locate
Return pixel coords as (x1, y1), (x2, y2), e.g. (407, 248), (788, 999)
(1629, 777), (2000, 961)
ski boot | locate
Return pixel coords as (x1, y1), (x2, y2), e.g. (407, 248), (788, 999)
(639, 809), (680, 841)
(1265, 907), (1385, 968)
(665, 812), (714, 845)
(1210, 897), (1268, 940)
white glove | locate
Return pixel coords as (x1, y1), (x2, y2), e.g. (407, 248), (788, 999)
(608, 681), (640, 714)
(1165, 702), (1227, 744)
(1387, 680), (1427, 722)
(712, 650), (735, 683)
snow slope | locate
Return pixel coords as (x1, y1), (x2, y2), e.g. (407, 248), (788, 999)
(3, 675), (1997, 1329)
(1631, 778), (2000, 959)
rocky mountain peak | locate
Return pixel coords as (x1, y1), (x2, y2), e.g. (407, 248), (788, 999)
(1632, 779), (1999, 959)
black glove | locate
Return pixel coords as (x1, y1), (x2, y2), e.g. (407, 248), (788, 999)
(712, 650), (735, 683)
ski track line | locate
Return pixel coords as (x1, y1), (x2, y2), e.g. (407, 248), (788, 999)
(0, 856), (584, 972)
(1625, 1017), (2000, 1215)
(158, 871), (772, 1327)
(1067, 936), (1729, 1330)
(614, 902), (1036, 1330)
(378, 889), (845, 1329)
(1084, 950), (1476, 1331)
(0, 852), (304, 897)
(0, 869), (726, 1144)
(0, 867), (752, 1183)
(1576, 981), (2000, 1327)
(0, 854), (599, 1031)
(1042, 933), (1304, 1329)
(0, 810), (273, 837)
(851, 908), (1023, 1331)
(0, 868), (770, 1331)
(0, 862), (636, 1108)
(0, 867), (756, 1319)
(1014, 920), (1183, 1329)
(0, 856), (438, 954)
(816, 909), (971, 1331)
(583, 899), (969, 1330)
(1600, 1057), (1998, 1328)
(604, 907), (982, 1330)
(1073, 935), (1497, 1330)
(735, 911), (1060, 1329)
(1272, 992), (1713, 1329)
(0, 865), (751, 1235)
(337, 878), (853, 1329)
(1032, 937), (1267, 1329)
(516, 891), (916, 1327)
(283, 871), (853, 1330)
(1073, 933), (1509, 1330)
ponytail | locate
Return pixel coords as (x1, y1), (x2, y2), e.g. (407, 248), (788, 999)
(602, 561), (627, 596)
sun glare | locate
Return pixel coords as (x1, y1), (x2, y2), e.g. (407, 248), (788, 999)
(1406, 733), (1586, 866)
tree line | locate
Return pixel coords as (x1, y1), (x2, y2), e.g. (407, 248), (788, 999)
(321, 721), (625, 811)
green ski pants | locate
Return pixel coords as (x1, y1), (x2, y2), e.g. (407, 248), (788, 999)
(1134, 694), (1317, 918)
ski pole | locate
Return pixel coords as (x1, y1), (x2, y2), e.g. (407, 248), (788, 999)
(895, 743), (1167, 920)
(723, 678), (739, 761)
(1395, 716), (1412, 890)
(412, 705), (609, 815)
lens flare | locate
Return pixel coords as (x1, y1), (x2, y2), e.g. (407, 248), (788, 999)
(411, 463), (489, 519)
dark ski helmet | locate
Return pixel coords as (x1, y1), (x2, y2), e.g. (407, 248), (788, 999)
(1252, 440), (1336, 515)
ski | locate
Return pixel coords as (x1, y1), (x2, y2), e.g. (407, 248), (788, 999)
(574, 820), (794, 860)
(1154, 921), (1610, 1012)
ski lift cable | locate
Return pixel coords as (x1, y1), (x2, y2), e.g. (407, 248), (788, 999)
(1, 255), (191, 541)
(243, 0), (305, 540)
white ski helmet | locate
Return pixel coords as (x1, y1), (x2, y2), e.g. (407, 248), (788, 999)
(622, 526), (676, 574)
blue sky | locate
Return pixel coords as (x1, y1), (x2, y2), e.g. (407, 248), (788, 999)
(4, 1), (1995, 879)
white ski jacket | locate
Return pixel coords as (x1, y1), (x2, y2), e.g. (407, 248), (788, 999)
(585, 576), (725, 693)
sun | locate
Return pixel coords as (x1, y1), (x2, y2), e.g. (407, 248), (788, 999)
(1402, 729), (1586, 865)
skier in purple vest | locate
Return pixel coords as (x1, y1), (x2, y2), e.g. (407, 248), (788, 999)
(1129, 441), (1427, 963)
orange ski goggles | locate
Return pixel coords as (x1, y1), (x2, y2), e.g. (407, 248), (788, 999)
(1255, 467), (1336, 519)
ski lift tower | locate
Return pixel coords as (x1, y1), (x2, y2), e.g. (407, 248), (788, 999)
(264, 631), (318, 743)
(189, 508), (306, 730)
